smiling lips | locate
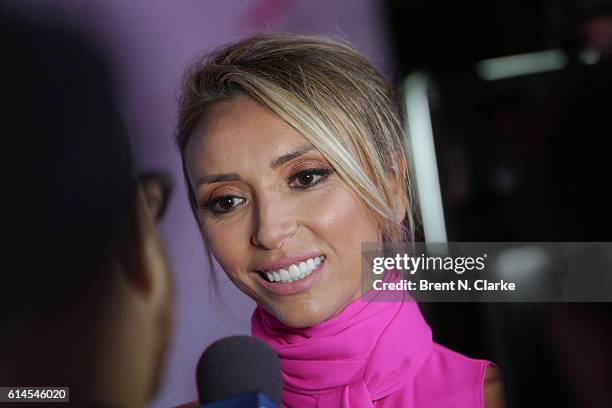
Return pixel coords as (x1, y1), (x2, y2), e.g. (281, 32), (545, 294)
(259, 255), (325, 283)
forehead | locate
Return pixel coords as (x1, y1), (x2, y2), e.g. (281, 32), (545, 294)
(185, 96), (309, 174)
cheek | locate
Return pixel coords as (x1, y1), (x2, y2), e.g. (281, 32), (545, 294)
(305, 186), (379, 247)
(203, 222), (248, 277)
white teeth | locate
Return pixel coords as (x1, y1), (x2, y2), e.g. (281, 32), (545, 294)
(288, 264), (300, 279)
(263, 255), (326, 283)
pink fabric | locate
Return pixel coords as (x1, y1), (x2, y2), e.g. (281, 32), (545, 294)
(252, 290), (491, 408)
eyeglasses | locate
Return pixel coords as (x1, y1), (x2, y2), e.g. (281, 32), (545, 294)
(138, 171), (173, 221)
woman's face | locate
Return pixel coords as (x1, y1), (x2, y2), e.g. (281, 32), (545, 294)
(185, 96), (380, 328)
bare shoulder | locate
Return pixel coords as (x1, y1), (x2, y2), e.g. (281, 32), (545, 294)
(484, 365), (506, 408)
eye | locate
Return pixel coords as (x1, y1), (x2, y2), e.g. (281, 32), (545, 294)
(204, 195), (245, 214)
(288, 168), (333, 188)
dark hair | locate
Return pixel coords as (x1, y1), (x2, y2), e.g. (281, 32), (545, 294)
(1, 9), (137, 324)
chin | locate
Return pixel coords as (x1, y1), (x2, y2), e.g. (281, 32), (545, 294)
(278, 315), (322, 329)
(269, 302), (334, 328)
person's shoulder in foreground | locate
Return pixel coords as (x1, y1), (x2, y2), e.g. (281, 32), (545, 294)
(375, 343), (505, 408)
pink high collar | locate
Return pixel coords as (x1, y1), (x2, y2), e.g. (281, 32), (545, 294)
(251, 289), (433, 407)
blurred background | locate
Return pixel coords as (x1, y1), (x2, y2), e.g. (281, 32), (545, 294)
(3, 0), (612, 407)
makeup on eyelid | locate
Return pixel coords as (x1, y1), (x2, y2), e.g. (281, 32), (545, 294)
(198, 165), (335, 215)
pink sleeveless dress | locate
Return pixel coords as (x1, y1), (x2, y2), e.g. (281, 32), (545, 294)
(252, 288), (492, 408)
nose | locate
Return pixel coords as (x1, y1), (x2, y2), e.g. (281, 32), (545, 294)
(251, 193), (298, 249)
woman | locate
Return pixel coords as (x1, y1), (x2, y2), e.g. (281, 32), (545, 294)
(176, 33), (504, 407)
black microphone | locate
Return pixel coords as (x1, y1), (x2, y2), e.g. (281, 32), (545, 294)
(196, 336), (283, 407)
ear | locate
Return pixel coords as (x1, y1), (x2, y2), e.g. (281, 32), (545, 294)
(115, 190), (155, 297)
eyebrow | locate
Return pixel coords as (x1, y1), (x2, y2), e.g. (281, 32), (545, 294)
(195, 173), (241, 186)
(195, 144), (317, 186)
(270, 145), (316, 169)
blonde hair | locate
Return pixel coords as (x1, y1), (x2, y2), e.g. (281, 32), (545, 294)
(176, 32), (415, 244)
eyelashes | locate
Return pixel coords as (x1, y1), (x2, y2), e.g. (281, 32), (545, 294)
(199, 166), (334, 215)
(288, 167), (334, 189)
(201, 195), (246, 214)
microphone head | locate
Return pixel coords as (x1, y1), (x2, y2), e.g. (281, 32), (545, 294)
(196, 335), (283, 405)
